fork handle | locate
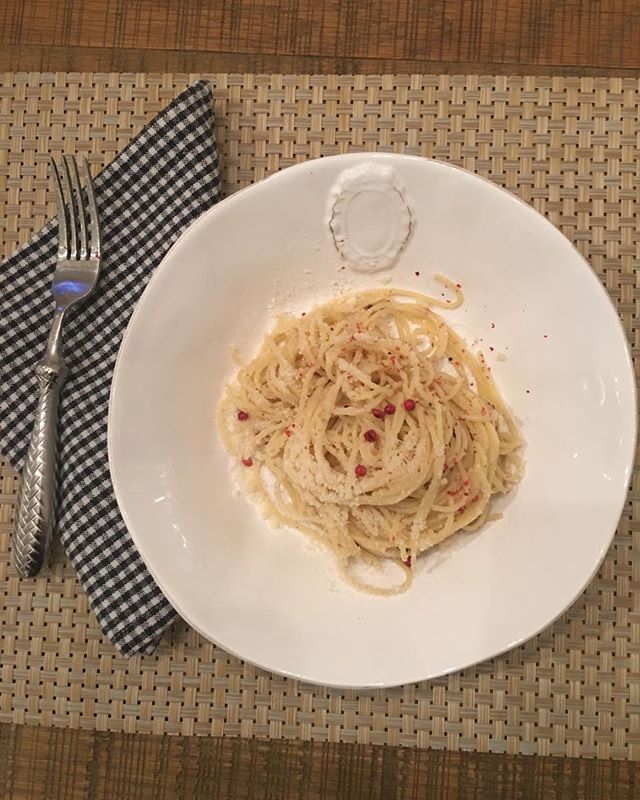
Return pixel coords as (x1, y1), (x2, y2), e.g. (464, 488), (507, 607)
(13, 363), (67, 577)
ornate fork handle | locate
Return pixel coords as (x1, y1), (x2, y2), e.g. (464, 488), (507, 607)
(14, 362), (68, 577)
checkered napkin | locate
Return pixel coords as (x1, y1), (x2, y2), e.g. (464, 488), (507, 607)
(0, 80), (222, 655)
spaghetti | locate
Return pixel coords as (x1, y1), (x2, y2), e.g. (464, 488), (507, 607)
(216, 277), (523, 594)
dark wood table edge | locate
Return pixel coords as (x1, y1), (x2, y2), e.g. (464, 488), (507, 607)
(1, 46), (640, 76)
(1, 723), (638, 799)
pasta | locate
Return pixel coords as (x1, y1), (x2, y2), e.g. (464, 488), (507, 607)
(216, 277), (523, 594)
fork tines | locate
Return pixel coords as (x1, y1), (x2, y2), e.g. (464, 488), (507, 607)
(50, 155), (100, 261)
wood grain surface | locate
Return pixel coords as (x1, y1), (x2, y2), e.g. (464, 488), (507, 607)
(1, 724), (639, 800)
(1, 0), (640, 74)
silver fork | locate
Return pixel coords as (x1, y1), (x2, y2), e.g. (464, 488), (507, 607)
(13, 155), (101, 578)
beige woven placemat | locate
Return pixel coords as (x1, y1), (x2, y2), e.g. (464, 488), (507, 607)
(0, 73), (638, 760)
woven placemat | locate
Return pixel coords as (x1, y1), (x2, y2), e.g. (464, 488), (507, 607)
(0, 73), (638, 760)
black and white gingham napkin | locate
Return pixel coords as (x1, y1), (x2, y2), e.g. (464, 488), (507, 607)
(0, 80), (221, 655)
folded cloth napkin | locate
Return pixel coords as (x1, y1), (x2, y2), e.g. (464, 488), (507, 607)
(0, 80), (221, 655)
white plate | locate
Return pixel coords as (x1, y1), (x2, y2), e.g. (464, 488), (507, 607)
(108, 154), (636, 687)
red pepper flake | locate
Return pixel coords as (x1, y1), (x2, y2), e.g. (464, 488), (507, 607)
(456, 283), (461, 288)
(242, 457), (253, 467)
(447, 489), (458, 496)
(403, 555), (412, 568)
(415, 271), (421, 276)
(384, 403), (396, 415)
(372, 408), (385, 419)
(403, 398), (416, 411)
(284, 428), (293, 438)
(237, 410), (249, 421)
(364, 429), (378, 443)
(462, 480), (469, 486)
(355, 464), (367, 478)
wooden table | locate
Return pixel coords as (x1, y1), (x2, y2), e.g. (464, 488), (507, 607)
(1, 0), (639, 76)
(1, 3), (639, 799)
